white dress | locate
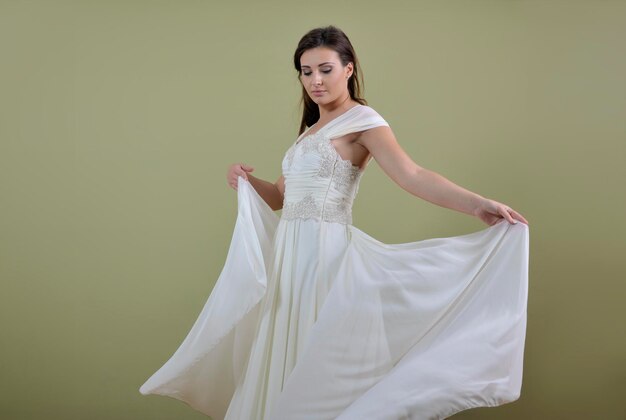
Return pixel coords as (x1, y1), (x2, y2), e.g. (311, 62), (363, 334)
(139, 105), (530, 420)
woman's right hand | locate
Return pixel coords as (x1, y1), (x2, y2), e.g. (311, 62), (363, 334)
(226, 163), (255, 190)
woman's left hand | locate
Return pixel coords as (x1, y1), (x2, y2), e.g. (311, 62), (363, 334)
(473, 198), (529, 226)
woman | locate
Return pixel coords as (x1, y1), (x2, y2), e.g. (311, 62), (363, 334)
(140, 26), (530, 420)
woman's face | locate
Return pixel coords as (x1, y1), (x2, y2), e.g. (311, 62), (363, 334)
(299, 47), (353, 106)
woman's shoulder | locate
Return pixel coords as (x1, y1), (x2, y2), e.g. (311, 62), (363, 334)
(357, 104), (389, 126)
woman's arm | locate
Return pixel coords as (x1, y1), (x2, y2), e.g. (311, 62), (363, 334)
(226, 163), (285, 211)
(357, 126), (528, 225)
(247, 173), (284, 211)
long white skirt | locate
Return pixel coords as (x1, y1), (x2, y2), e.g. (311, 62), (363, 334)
(139, 178), (530, 420)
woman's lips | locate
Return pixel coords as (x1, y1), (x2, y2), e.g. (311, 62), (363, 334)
(313, 91), (325, 96)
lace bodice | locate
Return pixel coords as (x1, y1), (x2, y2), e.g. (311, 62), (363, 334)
(280, 105), (389, 225)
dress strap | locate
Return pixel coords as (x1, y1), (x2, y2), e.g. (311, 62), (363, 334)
(324, 105), (390, 139)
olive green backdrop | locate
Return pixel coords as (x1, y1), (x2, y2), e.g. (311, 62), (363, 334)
(1, 0), (624, 419)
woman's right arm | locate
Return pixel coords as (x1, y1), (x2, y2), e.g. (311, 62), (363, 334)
(226, 163), (285, 211)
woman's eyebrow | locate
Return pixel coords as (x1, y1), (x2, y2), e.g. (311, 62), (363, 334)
(301, 62), (335, 68)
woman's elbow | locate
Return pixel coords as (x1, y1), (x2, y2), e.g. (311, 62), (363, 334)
(394, 165), (426, 197)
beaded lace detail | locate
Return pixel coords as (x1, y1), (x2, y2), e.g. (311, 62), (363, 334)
(281, 132), (363, 225)
(282, 193), (353, 224)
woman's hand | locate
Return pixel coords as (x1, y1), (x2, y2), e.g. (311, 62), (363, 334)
(473, 198), (529, 226)
(226, 163), (254, 190)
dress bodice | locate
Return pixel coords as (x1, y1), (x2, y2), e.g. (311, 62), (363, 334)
(280, 105), (390, 225)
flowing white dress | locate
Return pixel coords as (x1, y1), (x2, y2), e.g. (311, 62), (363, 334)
(139, 105), (530, 420)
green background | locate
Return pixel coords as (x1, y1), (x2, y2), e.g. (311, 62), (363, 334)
(1, 0), (624, 419)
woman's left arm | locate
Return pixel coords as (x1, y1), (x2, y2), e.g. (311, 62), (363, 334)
(358, 126), (529, 226)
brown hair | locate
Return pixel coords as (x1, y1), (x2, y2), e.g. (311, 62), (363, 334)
(293, 25), (367, 135)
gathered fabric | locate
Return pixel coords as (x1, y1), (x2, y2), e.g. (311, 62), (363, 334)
(139, 105), (530, 420)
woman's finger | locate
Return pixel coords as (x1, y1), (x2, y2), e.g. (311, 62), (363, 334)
(501, 207), (517, 224)
(510, 209), (529, 225)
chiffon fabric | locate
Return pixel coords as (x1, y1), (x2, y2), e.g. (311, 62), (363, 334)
(139, 105), (530, 419)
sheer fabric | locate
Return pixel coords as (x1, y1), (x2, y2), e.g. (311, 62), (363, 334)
(139, 105), (530, 419)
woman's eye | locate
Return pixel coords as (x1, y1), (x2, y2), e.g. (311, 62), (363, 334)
(302, 69), (332, 76)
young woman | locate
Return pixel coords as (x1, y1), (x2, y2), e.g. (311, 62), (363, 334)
(140, 25), (530, 420)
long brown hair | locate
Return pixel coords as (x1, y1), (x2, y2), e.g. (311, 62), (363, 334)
(293, 25), (367, 135)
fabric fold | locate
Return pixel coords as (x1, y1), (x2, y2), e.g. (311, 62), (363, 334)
(139, 177), (279, 419)
(139, 103), (530, 420)
(268, 220), (528, 419)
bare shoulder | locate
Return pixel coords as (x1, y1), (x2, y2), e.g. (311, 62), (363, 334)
(356, 123), (396, 152)
(352, 106), (422, 187)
